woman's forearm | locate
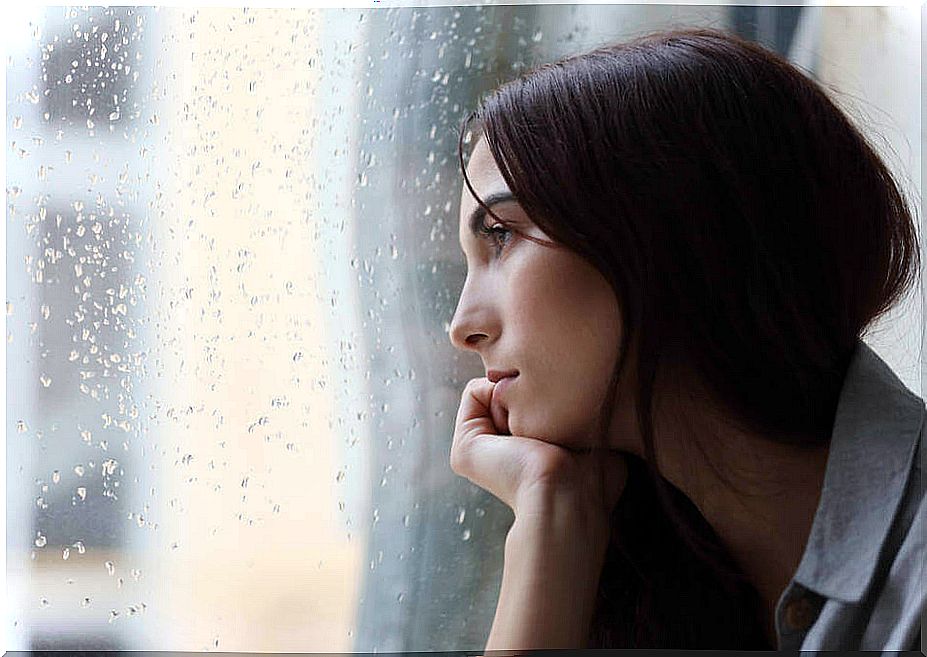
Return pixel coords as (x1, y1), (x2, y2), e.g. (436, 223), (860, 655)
(484, 492), (612, 651)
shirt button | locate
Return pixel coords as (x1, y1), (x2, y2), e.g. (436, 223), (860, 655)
(784, 596), (818, 631)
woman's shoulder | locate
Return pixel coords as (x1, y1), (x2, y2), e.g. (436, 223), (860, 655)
(786, 342), (924, 651)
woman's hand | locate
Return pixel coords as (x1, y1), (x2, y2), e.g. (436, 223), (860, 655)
(450, 376), (629, 532)
(449, 377), (631, 650)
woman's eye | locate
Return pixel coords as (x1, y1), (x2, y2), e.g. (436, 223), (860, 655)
(478, 221), (514, 253)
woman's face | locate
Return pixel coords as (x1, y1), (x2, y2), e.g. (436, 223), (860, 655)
(449, 136), (629, 450)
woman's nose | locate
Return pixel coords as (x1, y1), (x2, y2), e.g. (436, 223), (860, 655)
(449, 310), (488, 352)
(448, 288), (493, 352)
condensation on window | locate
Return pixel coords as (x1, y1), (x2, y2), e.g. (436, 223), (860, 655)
(7, 3), (918, 653)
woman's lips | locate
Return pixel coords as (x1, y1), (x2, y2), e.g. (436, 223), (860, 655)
(490, 375), (517, 435)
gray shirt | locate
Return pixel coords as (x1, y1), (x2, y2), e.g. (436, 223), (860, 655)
(773, 338), (925, 651)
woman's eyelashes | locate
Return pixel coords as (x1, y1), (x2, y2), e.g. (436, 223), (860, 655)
(477, 219), (515, 255)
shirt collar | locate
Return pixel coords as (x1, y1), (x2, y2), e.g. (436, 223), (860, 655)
(792, 338), (925, 603)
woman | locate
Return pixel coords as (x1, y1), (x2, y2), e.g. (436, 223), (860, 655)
(447, 28), (924, 650)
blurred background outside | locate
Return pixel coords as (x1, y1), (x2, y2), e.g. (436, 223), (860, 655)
(4, 3), (923, 652)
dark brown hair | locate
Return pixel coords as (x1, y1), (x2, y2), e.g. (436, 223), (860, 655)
(456, 28), (921, 648)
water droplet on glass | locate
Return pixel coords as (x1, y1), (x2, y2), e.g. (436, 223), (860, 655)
(74, 464), (85, 477)
(62, 547), (70, 560)
(16, 420), (28, 434)
(39, 598), (50, 608)
(456, 507), (466, 524)
(462, 529), (471, 541)
(34, 533), (47, 548)
(52, 470), (60, 484)
(76, 487), (87, 501)
(104, 560), (115, 576)
(81, 597), (91, 608)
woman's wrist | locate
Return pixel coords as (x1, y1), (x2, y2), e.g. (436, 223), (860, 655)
(506, 511), (611, 583)
(512, 481), (613, 553)
(504, 512), (611, 595)
(484, 491), (612, 651)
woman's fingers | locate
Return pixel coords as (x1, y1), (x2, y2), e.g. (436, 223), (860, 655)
(450, 377), (630, 516)
(452, 377), (497, 445)
(450, 377), (532, 508)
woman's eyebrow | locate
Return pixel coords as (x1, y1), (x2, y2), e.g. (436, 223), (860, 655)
(466, 191), (518, 237)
